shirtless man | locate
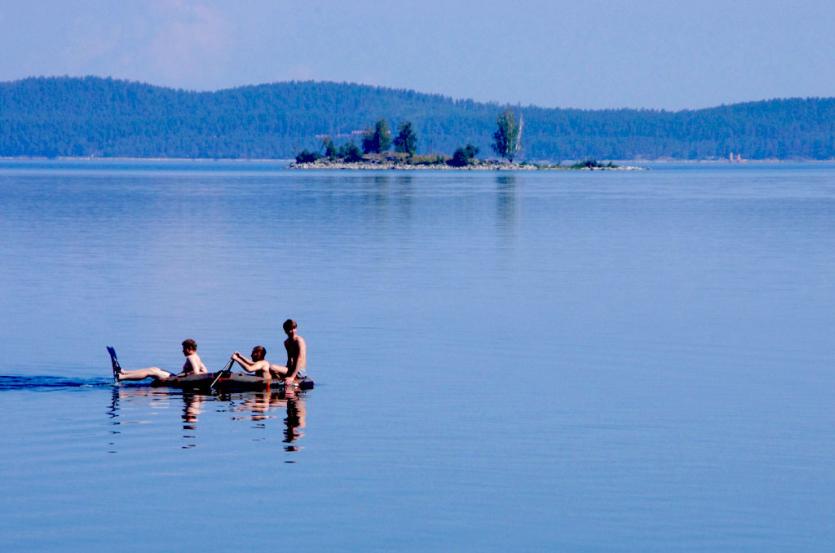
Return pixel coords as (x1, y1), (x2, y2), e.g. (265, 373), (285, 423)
(230, 345), (271, 382)
(270, 319), (307, 386)
(112, 339), (208, 382)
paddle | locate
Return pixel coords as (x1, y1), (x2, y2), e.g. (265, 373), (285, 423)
(209, 358), (235, 390)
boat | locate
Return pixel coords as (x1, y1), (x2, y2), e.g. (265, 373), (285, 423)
(107, 346), (314, 391)
(209, 372), (314, 391)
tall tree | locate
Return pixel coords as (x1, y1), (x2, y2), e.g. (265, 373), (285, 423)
(321, 136), (338, 160)
(393, 121), (418, 156)
(492, 110), (523, 162)
(362, 119), (392, 154)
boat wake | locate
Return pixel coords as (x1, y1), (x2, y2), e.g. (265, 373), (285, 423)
(0, 375), (113, 391)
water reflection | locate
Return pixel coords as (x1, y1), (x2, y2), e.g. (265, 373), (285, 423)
(221, 390), (306, 452)
(395, 175), (413, 221)
(106, 387), (121, 454)
(368, 174), (390, 229)
(181, 391), (204, 448)
(182, 391), (204, 427)
(107, 386), (309, 453)
(284, 396), (306, 452)
(495, 174), (517, 237)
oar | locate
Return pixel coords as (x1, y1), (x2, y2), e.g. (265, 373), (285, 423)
(209, 358), (235, 390)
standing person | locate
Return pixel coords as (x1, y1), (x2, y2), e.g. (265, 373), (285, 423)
(230, 345), (272, 382)
(270, 319), (307, 386)
(111, 339), (208, 382)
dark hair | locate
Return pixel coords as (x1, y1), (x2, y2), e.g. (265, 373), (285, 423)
(252, 345), (267, 358)
(282, 319), (297, 332)
(182, 338), (198, 351)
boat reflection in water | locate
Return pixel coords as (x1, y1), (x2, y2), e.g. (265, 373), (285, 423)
(107, 385), (308, 453)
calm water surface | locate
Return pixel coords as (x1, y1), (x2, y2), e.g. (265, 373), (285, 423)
(0, 161), (833, 551)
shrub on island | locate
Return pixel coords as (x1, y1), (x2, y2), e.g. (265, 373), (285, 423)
(339, 142), (364, 162)
(447, 144), (479, 167)
(570, 159), (617, 169)
(295, 149), (320, 163)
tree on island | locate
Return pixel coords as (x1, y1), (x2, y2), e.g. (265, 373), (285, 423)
(339, 141), (363, 162)
(322, 137), (338, 160)
(492, 110), (523, 162)
(393, 121), (418, 156)
(448, 144), (479, 167)
(362, 119), (392, 154)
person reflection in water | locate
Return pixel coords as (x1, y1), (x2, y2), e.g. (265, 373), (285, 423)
(283, 396), (306, 451)
(114, 339), (208, 382)
(108, 382), (309, 453)
(242, 391), (272, 421)
(106, 386), (208, 451)
(181, 391), (204, 428)
(180, 391), (205, 449)
(235, 390), (306, 450)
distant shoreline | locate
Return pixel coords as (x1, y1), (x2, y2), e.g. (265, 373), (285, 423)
(1, 156), (833, 165)
(0, 156), (292, 163)
(2, 78), (833, 160)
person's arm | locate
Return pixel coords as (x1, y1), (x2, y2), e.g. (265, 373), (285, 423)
(297, 337), (306, 371)
(252, 360), (270, 376)
(231, 352), (258, 373)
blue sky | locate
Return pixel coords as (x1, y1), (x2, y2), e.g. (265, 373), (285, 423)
(0, 0), (833, 109)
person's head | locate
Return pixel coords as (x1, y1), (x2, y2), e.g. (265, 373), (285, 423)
(181, 338), (198, 355)
(251, 345), (267, 361)
(282, 319), (298, 336)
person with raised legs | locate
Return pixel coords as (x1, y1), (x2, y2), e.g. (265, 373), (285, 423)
(109, 339), (208, 383)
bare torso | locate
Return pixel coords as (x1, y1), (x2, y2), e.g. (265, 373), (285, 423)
(183, 353), (208, 375)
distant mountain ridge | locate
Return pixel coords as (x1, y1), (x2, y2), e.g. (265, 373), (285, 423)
(0, 76), (833, 160)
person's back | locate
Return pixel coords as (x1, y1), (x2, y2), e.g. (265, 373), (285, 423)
(284, 334), (306, 372)
(184, 350), (208, 375)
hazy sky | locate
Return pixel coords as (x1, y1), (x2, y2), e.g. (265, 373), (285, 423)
(0, 0), (833, 109)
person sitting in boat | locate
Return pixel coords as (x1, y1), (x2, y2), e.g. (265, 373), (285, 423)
(269, 319), (307, 386)
(112, 339), (208, 382)
(230, 345), (271, 382)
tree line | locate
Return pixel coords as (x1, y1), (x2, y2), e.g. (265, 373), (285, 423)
(0, 76), (833, 160)
(295, 111), (522, 166)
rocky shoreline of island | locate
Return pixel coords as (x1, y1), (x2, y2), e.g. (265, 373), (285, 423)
(290, 158), (645, 171)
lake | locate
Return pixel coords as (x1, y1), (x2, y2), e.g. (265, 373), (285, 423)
(0, 160), (833, 552)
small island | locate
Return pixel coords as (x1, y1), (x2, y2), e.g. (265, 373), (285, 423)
(291, 112), (643, 171)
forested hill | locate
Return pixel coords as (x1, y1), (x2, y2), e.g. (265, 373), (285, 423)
(1, 76), (833, 160)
